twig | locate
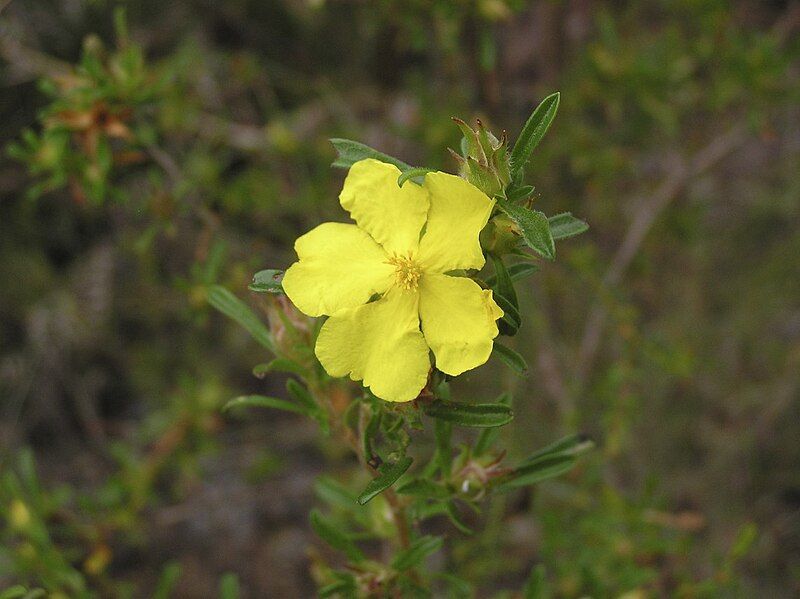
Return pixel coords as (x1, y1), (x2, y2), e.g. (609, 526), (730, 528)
(573, 124), (749, 387)
(571, 3), (800, 390)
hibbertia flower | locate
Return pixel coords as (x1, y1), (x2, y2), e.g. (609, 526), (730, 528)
(282, 158), (503, 402)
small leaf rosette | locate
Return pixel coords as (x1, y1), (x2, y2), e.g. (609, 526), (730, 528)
(282, 158), (504, 402)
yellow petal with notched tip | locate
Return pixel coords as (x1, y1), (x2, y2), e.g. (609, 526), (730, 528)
(282, 222), (394, 317)
(418, 273), (503, 376)
(339, 159), (430, 255)
(417, 171), (495, 273)
(315, 287), (430, 402)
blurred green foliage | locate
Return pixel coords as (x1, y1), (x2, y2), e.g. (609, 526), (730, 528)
(1, 0), (798, 596)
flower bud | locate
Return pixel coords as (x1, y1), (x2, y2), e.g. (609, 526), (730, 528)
(450, 117), (513, 197)
(480, 214), (519, 256)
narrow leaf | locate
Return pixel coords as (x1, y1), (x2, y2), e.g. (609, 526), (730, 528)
(484, 262), (539, 287)
(474, 393), (512, 455)
(287, 379), (329, 433)
(498, 434), (594, 490)
(223, 395), (308, 416)
(493, 293), (521, 334)
(330, 138), (410, 171)
(507, 184), (535, 202)
(398, 167), (435, 187)
(492, 342), (528, 375)
(445, 501), (473, 534)
(391, 535), (444, 571)
(425, 400), (513, 428)
(521, 433), (594, 466)
(310, 509), (365, 562)
(548, 212), (589, 240)
(248, 269), (284, 294)
(319, 578), (356, 598)
(434, 419), (453, 477)
(397, 478), (451, 499)
(357, 456), (413, 505)
(496, 198), (555, 260)
(497, 454), (577, 490)
(361, 405), (381, 461)
(207, 285), (275, 352)
(252, 358), (305, 378)
(315, 477), (358, 509)
(489, 254), (518, 310)
(510, 91), (560, 173)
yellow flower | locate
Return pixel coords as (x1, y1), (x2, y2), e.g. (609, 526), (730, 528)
(282, 159), (504, 402)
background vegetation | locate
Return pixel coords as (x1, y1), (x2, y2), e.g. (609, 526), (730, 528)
(1, 0), (798, 596)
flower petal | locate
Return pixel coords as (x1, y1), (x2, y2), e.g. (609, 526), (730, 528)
(315, 287), (430, 402)
(418, 274), (503, 376)
(282, 222), (394, 317)
(417, 172), (495, 272)
(340, 159), (430, 255)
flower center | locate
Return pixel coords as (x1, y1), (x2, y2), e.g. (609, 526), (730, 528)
(387, 254), (422, 291)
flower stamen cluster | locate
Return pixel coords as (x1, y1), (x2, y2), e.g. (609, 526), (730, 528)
(386, 254), (422, 291)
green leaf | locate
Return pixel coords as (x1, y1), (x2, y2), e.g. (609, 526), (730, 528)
(361, 405), (382, 460)
(207, 285), (275, 353)
(521, 433), (594, 465)
(357, 456), (413, 505)
(396, 478), (451, 499)
(507, 184), (535, 202)
(508, 262), (540, 281)
(496, 198), (555, 260)
(222, 395), (309, 416)
(319, 577), (356, 598)
(492, 342), (528, 375)
(330, 138), (410, 171)
(397, 167), (435, 187)
(474, 393), (512, 455)
(315, 477), (358, 510)
(252, 358), (305, 378)
(248, 269), (284, 294)
(391, 535), (444, 571)
(445, 501), (473, 534)
(287, 379), (317, 411)
(425, 400), (513, 428)
(310, 509), (365, 562)
(434, 419), (453, 477)
(548, 212), (588, 240)
(498, 435), (593, 491)
(485, 262), (539, 287)
(493, 293), (521, 334)
(497, 454), (577, 490)
(489, 254), (518, 310)
(510, 91), (560, 173)
(287, 379), (329, 433)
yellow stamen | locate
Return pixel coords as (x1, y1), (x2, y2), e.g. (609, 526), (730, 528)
(387, 254), (422, 291)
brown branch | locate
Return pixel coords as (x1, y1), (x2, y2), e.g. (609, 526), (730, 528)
(570, 3), (800, 390)
(573, 124), (749, 387)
